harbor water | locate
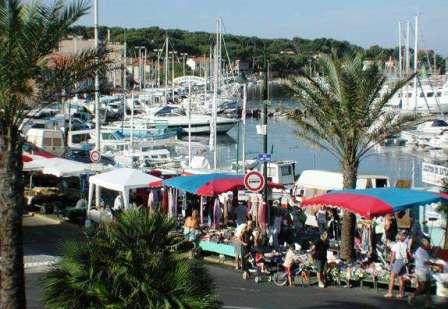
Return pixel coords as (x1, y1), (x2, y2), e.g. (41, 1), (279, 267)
(188, 99), (426, 187)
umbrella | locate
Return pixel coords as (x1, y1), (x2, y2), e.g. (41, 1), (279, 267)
(163, 173), (284, 197)
(301, 188), (448, 219)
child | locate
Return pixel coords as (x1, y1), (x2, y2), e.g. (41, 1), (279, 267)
(283, 244), (300, 286)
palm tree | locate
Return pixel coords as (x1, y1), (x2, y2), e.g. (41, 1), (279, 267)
(288, 54), (418, 261)
(43, 210), (220, 308)
(0, 1), (109, 306)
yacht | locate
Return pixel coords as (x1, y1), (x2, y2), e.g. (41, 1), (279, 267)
(124, 105), (238, 135)
(385, 78), (448, 114)
(401, 119), (448, 147)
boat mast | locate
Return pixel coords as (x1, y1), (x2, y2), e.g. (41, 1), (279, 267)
(94, 0), (100, 152)
(211, 18), (220, 169)
(405, 21), (410, 75)
(130, 92), (134, 153)
(164, 35), (169, 103)
(413, 15), (419, 112)
(188, 82), (192, 166)
(398, 21), (402, 78)
(241, 83), (247, 169)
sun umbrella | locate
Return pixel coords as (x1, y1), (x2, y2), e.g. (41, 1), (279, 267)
(301, 188), (448, 219)
(163, 173), (284, 197)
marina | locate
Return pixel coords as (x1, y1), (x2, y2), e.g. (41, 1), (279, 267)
(2, 1), (448, 308)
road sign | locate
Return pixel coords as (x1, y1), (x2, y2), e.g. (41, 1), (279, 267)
(89, 150), (101, 163)
(257, 153), (272, 163)
(244, 171), (265, 193)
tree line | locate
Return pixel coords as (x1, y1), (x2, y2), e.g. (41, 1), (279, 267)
(69, 25), (446, 76)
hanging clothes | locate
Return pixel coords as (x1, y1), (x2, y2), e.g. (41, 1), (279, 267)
(172, 189), (178, 219)
(361, 224), (371, 255)
(161, 189), (168, 215)
(258, 201), (267, 232)
(200, 196), (204, 225)
(222, 195), (229, 226)
(212, 198), (222, 229)
(147, 190), (155, 211)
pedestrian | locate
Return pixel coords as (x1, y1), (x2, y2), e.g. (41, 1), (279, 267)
(184, 209), (201, 243)
(384, 230), (409, 299)
(234, 220), (253, 271)
(283, 243), (300, 286)
(310, 231), (329, 288)
(408, 238), (433, 307)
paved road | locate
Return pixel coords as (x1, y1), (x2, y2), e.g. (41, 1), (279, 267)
(208, 264), (424, 309)
(23, 215), (446, 308)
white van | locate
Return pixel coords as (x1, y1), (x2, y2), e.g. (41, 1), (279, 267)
(25, 128), (65, 155)
(293, 169), (390, 200)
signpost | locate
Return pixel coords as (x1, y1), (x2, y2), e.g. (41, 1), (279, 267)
(89, 150), (101, 163)
(257, 153), (272, 163)
(422, 162), (448, 186)
(244, 171), (265, 193)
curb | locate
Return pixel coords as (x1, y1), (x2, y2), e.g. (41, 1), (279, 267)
(203, 256), (235, 268)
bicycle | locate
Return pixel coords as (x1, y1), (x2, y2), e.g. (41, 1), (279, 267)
(272, 263), (310, 287)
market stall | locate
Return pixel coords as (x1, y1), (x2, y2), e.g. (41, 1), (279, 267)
(162, 173), (284, 257)
(301, 188), (448, 290)
(87, 168), (162, 222)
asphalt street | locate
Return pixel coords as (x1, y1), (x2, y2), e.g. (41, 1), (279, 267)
(23, 215), (447, 308)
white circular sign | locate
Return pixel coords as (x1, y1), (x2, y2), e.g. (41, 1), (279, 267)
(89, 150), (101, 163)
(244, 171), (265, 192)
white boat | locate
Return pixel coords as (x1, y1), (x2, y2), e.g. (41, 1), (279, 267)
(113, 148), (182, 171)
(124, 105), (238, 134)
(401, 119), (448, 147)
(385, 80), (448, 114)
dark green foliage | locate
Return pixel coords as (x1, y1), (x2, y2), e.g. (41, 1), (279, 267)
(288, 54), (421, 260)
(43, 210), (220, 309)
(68, 25), (446, 75)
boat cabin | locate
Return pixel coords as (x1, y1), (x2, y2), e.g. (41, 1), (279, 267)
(25, 128), (65, 156)
(293, 169), (390, 200)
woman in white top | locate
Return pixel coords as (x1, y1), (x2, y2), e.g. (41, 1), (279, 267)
(385, 231), (409, 299)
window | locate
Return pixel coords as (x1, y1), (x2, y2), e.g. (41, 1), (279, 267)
(375, 178), (388, 188)
(436, 92), (442, 97)
(71, 133), (90, 144)
(281, 165), (292, 176)
(43, 137), (52, 146)
(52, 138), (62, 146)
(427, 92), (434, 97)
(406, 93), (412, 98)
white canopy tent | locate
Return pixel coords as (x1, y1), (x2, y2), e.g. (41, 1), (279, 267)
(23, 156), (94, 177)
(87, 168), (162, 212)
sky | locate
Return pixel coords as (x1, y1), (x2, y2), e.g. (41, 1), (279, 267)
(77, 0), (448, 56)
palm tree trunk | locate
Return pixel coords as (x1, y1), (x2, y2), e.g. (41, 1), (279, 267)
(340, 161), (358, 262)
(0, 127), (26, 308)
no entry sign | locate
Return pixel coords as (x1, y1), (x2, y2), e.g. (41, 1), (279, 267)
(244, 171), (265, 193)
(89, 150), (101, 163)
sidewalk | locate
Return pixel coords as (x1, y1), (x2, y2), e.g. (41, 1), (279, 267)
(23, 214), (83, 308)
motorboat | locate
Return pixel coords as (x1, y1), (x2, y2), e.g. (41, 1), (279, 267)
(125, 105), (238, 135)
